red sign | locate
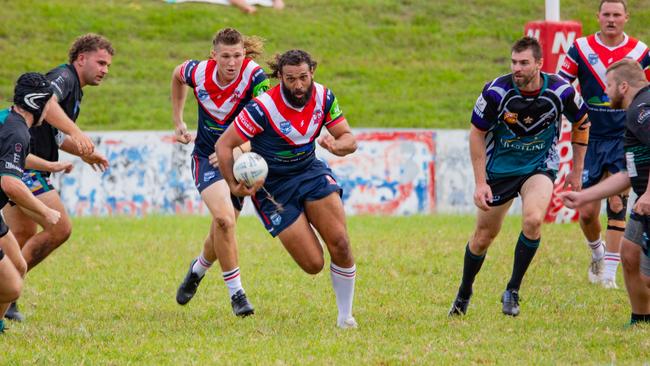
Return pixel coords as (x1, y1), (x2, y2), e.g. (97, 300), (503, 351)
(525, 21), (582, 222)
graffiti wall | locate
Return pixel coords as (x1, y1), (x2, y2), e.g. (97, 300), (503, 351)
(55, 130), (437, 216)
(52, 129), (584, 218)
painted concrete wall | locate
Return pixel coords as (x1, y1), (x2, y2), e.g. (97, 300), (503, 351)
(52, 128), (579, 219)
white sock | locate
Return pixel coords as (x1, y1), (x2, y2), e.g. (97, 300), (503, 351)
(223, 267), (243, 297)
(587, 238), (605, 260)
(330, 263), (356, 323)
(603, 251), (621, 280)
(192, 254), (213, 277)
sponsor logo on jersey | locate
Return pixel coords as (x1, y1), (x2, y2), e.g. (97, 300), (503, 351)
(637, 107), (650, 124)
(587, 96), (610, 107)
(588, 53), (599, 65)
(504, 112), (518, 124)
(236, 113), (257, 135)
(197, 89), (210, 101)
(229, 90), (241, 103)
(270, 213), (282, 226)
(501, 137), (545, 151)
(204, 171), (216, 181)
(279, 121), (292, 134)
(313, 109), (324, 123)
(4, 161), (22, 172)
(14, 143), (22, 153)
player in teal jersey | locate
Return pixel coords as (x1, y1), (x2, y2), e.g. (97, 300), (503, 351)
(0, 73), (62, 332)
(449, 37), (590, 317)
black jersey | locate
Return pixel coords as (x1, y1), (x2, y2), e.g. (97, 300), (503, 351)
(624, 85), (650, 197)
(29, 64), (82, 169)
(0, 108), (31, 207)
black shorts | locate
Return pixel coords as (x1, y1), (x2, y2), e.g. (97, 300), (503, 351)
(487, 171), (555, 207)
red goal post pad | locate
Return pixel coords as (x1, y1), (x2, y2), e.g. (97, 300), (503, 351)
(524, 21), (582, 73)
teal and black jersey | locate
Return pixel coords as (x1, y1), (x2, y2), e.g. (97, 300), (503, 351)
(471, 72), (589, 180)
(0, 108), (30, 208)
(624, 85), (650, 197)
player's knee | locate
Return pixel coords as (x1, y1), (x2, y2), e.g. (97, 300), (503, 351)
(607, 195), (627, 222)
(620, 241), (640, 273)
(300, 257), (325, 275)
(578, 206), (599, 223)
(522, 215), (543, 233)
(50, 221), (72, 245)
(328, 234), (351, 259)
(472, 230), (496, 251)
(213, 215), (236, 232)
(2, 279), (23, 303)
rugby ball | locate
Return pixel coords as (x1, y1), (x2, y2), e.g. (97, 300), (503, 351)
(233, 152), (268, 187)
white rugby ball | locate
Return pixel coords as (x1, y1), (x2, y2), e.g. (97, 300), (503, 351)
(233, 152), (268, 187)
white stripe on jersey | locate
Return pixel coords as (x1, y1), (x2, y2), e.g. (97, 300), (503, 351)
(193, 60), (260, 123)
(627, 40), (650, 61)
(575, 37), (609, 89)
(256, 82), (326, 146)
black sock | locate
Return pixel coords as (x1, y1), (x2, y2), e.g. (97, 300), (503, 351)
(458, 243), (486, 299)
(631, 313), (650, 323)
(506, 232), (540, 291)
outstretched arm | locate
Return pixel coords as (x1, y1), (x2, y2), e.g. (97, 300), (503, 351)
(0, 175), (60, 225)
(43, 97), (94, 156)
(25, 154), (73, 173)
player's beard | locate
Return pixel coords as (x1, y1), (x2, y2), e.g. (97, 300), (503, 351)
(512, 71), (535, 89)
(608, 89), (624, 109)
(283, 82), (313, 108)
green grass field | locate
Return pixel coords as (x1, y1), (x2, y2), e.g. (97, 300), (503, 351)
(2, 215), (649, 364)
(1, 0), (650, 130)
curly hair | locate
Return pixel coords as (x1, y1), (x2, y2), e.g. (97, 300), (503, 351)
(68, 33), (114, 64)
(268, 49), (317, 79)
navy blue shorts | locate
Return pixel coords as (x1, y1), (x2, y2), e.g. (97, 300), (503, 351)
(582, 138), (625, 188)
(191, 153), (243, 211)
(251, 160), (342, 237)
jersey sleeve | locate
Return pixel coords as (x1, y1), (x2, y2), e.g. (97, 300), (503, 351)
(233, 100), (266, 141)
(324, 89), (344, 127)
(179, 60), (200, 88)
(561, 84), (589, 124)
(47, 66), (74, 102)
(470, 82), (499, 131)
(559, 43), (580, 83)
(628, 103), (650, 146)
(640, 50), (650, 81)
(0, 130), (28, 178)
(251, 68), (270, 97)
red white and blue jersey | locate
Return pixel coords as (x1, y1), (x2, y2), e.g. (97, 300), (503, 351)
(180, 57), (270, 157)
(560, 33), (650, 140)
(233, 82), (344, 176)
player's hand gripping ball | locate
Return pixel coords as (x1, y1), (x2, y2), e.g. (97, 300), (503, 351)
(233, 152), (268, 187)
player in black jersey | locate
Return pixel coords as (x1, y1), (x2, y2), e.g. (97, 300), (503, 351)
(0, 73), (62, 332)
(562, 58), (650, 326)
(2, 34), (113, 321)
